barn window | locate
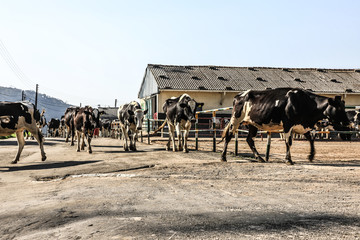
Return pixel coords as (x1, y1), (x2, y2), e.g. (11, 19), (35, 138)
(282, 68), (290, 72)
(159, 75), (169, 79)
(192, 76), (201, 80)
(355, 69), (360, 73)
(225, 86), (233, 90)
(330, 79), (341, 83)
(256, 77), (267, 82)
(217, 76), (227, 81)
(198, 86), (207, 90)
(294, 78), (305, 83)
(248, 67), (256, 71)
(185, 66), (193, 70)
(164, 86), (172, 89)
(346, 89), (353, 92)
(209, 66), (218, 70)
(317, 69), (325, 72)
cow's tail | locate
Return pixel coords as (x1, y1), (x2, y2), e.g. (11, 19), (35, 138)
(217, 122), (231, 144)
(153, 119), (167, 134)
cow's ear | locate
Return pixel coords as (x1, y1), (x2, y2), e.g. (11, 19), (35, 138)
(180, 103), (187, 108)
(143, 109), (148, 115)
(128, 109), (134, 115)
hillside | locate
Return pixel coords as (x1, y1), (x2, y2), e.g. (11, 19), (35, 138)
(0, 86), (72, 121)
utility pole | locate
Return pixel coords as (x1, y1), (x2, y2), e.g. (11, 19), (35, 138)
(35, 84), (39, 109)
(115, 99), (117, 107)
(21, 90), (26, 101)
(80, 103), (82, 107)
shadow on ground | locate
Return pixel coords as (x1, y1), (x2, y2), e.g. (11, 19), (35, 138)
(0, 160), (102, 172)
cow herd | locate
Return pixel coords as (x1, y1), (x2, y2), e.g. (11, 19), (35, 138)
(0, 88), (357, 165)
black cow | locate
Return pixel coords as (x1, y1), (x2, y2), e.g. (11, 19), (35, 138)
(154, 94), (197, 152)
(59, 115), (66, 138)
(220, 88), (350, 165)
(73, 106), (97, 153)
(64, 107), (79, 145)
(0, 101), (46, 163)
(48, 118), (61, 137)
(117, 101), (148, 151)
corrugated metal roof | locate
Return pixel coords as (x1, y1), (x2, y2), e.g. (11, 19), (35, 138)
(146, 64), (360, 93)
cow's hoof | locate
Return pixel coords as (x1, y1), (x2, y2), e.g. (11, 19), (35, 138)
(11, 160), (18, 164)
(221, 156), (227, 162)
(256, 156), (266, 163)
(42, 156), (47, 161)
(71, 143), (74, 146)
(308, 155), (314, 162)
(77, 149), (80, 152)
(88, 151), (92, 154)
(285, 159), (294, 165)
(183, 149), (189, 153)
(124, 148), (129, 152)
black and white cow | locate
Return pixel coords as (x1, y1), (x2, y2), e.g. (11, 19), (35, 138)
(100, 119), (112, 137)
(220, 88), (350, 165)
(0, 101), (46, 163)
(47, 118), (61, 137)
(155, 94), (197, 152)
(117, 101), (148, 151)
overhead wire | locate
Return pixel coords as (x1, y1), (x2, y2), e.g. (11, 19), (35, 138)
(0, 40), (35, 90)
(0, 40), (100, 106)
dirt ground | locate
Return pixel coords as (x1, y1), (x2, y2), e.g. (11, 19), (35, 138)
(0, 136), (360, 240)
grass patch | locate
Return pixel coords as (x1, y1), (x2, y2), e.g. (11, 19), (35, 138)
(0, 133), (16, 139)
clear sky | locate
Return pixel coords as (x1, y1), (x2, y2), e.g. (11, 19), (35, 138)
(0, 0), (359, 107)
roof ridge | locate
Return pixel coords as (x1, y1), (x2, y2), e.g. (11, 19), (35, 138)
(147, 64), (359, 72)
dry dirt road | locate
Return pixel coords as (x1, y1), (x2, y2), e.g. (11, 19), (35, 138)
(0, 137), (360, 239)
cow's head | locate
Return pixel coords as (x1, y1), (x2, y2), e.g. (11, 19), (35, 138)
(84, 110), (96, 136)
(128, 108), (148, 130)
(324, 96), (350, 130)
(178, 94), (197, 121)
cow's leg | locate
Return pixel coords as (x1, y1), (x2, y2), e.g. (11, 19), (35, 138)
(221, 118), (241, 162)
(176, 123), (183, 151)
(132, 132), (137, 151)
(183, 121), (191, 153)
(122, 126), (129, 151)
(284, 130), (294, 165)
(81, 132), (86, 150)
(65, 126), (70, 142)
(76, 131), (81, 152)
(246, 125), (265, 162)
(304, 131), (315, 162)
(70, 126), (75, 146)
(168, 123), (177, 151)
(129, 131), (134, 151)
(87, 133), (92, 154)
(28, 127), (47, 162)
(12, 131), (26, 164)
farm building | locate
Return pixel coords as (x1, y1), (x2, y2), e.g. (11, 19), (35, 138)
(138, 64), (360, 119)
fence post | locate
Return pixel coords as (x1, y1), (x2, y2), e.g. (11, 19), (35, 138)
(195, 113), (199, 151)
(147, 119), (150, 144)
(212, 111), (216, 152)
(265, 132), (271, 161)
(235, 130), (238, 156)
